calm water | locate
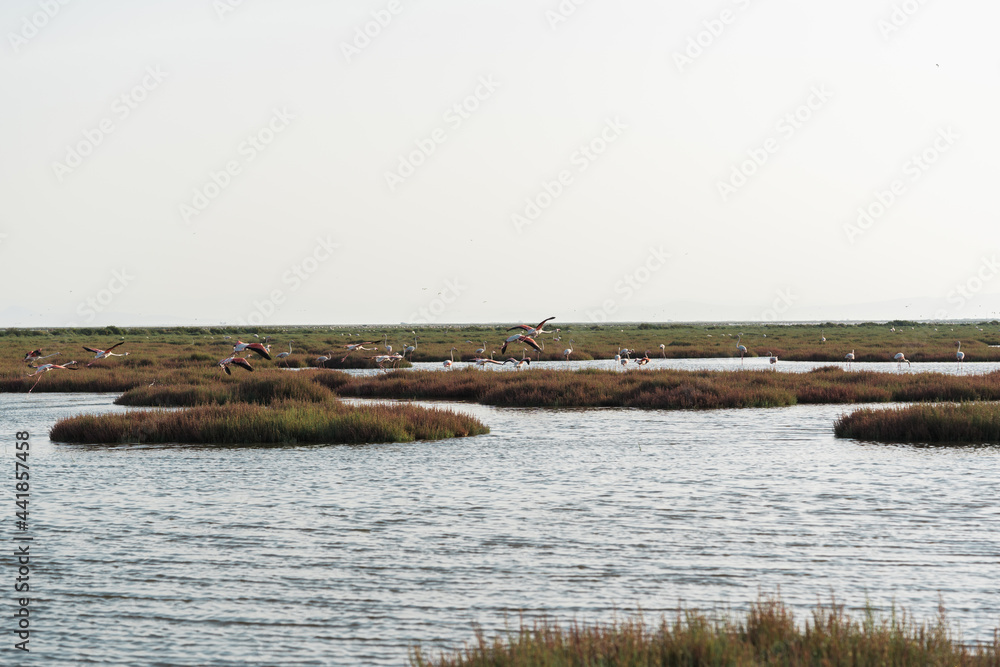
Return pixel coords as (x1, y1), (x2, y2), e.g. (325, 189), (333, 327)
(2, 392), (998, 665)
(337, 357), (997, 376)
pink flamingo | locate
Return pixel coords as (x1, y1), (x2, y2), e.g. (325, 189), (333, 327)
(218, 356), (253, 375)
(83, 342), (129, 367)
(27, 361), (78, 392)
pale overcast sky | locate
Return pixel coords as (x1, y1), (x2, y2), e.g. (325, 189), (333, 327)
(1, 0), (998, 327)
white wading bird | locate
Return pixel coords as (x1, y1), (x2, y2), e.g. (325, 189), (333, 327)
(894, 352), (910, 370)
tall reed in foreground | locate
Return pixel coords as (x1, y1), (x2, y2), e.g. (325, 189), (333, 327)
(835, 402), (1000, 444)
(410, 594), (1000, 666)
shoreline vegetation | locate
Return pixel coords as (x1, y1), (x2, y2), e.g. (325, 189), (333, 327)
(3, 321), (1000, 368)
(59, 364), (1000, 413)
(409, 594), (1000, 666)
(329, 367), (1000, 410)
(835, 403), (1000, 444)
(11, 324), (1000, 445)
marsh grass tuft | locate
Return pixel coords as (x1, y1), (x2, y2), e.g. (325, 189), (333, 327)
(835, 402), (1000, 444)
(410, 594), (1000, 666)
(51, 399), (488, 445)
(116, 374), (338, 406)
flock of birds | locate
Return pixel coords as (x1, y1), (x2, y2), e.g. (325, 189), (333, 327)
(19, 323), (975, 391)
(22, 342), (130, 392)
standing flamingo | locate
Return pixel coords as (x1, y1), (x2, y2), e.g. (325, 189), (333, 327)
(443, 347), (457, 370)
(956, 341), (965, 370)
(894, 352), (910, 370)
(381, 334), (392, 354)
(562, 339), (574, 361)
(404, 333), (417, 359)
(83, 341), (129, 367)
(636, 350), (651, 367)
(475, 341), (487, 355)
(276, 342), (293, 366)
(844, 349), (855, 370)
(768, 351), (777, 369)
(736, 334), (747, 366)
(27, 360), (78, 392)
(659, 343), (666, 358)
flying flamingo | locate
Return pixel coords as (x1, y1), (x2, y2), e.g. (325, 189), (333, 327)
(276, 342), (293, 366)
(501, 334), (542, 355)
(83, 341), (129, 367)
(504, 349), (531, 370)
(232, 340), (272, 360)
(507, 316), (556, 338)
(369, 353), (395, 370)
(475, 351), (504, 369)
(27, 360), (78, 393)
(23, 349), (58, 364)
(894, 352), (910, 370)
(844, 349), (855, 370)
(956, 341), (965, 370)
(341, 341), (377, 362)
(443, 347), (457, 370)
(736, 334), (747, 366)
(218, 356), (253, 375)
(562, 340), (574, 361)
